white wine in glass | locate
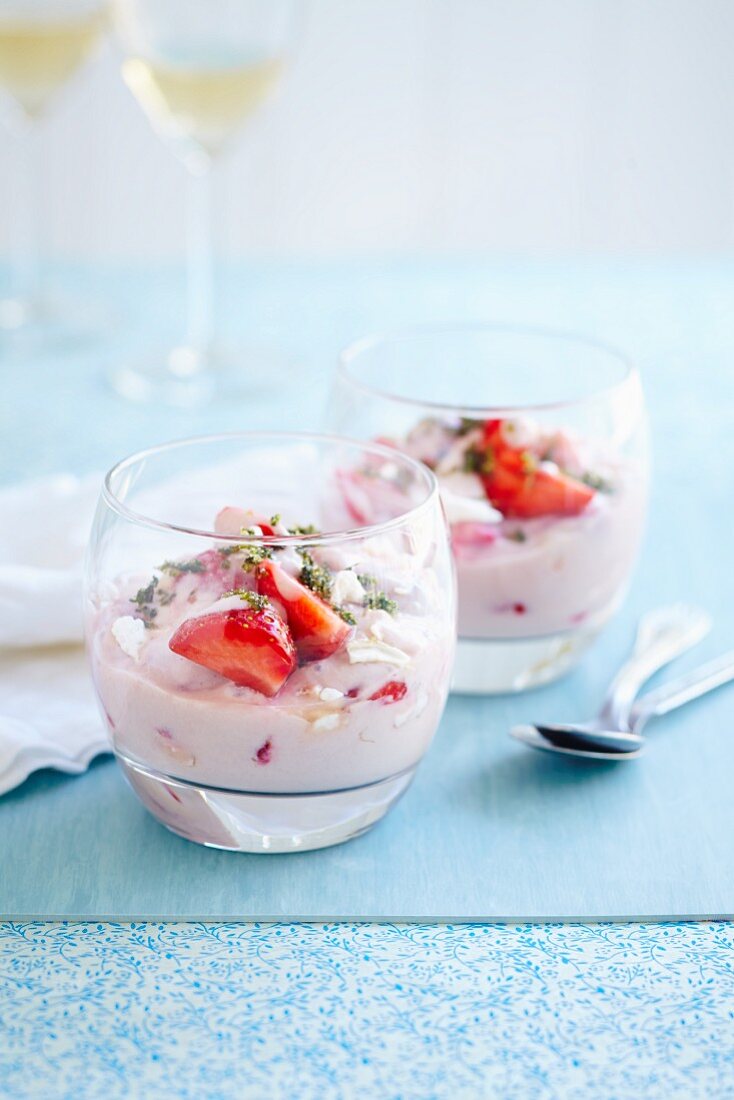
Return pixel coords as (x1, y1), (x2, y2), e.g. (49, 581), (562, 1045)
(0, 2), (106, 340)
(111, 0), (301, 406)
(121, 55), (283, 157)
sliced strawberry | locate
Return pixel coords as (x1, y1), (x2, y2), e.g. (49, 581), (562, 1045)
(483, 465), (593, 518)
(369, 680), (408, 703)
(169, 604), (296, 696)
(257, 559), (352, 663)
(478, 418), (594, 518)
(214, 507), (278, 537)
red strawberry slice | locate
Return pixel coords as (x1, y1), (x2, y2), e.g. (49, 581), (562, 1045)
(214, 507), (278, 537)
(482, 465), (593, 518)
(169, 604), (296, 696)
(257, 559), (352, 663)
(369, 680), (408, 703)
(479, 418), (594, 518)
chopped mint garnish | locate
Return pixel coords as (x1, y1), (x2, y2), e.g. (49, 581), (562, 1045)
(334, 606), (357, 626)
(463, 444), (496, 476)
(130, 577), (159, 627)
(454, 417), (483, 436)
(223, 588), (270, 611)
(269, 514), (281, 527)
(358, 574), (398, 616)
(288, 523), (320, 536)
(159, 558), (205, 577)
(297, 549), (333, 600)
(580, 471), (613, 494)
(506, 529), (527, 543)
(158, 589), (176, 606)
(218, 544), (273, 568)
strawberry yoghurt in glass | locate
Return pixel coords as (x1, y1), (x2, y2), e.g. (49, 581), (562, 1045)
(328, 324), (650, 692)
(85, 433), (455, 852)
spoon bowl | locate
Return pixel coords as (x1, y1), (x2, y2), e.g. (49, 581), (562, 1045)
(510, 722), (644, 760)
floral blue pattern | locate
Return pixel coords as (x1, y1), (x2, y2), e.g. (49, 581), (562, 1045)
(2, 922), (734, 1099)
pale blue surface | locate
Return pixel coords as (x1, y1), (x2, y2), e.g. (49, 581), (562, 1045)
(3, 921), (734, 1099)
(2, 258), (734, 920)
(2, 259), (734, 1096)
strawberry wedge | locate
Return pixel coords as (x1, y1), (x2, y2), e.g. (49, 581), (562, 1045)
(479, 419), (594, 519)
(257, 560), (352, 663)
(169, 604), (296, 696)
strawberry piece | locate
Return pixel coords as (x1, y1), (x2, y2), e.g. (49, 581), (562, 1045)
(483, 465), (593, 518)
(257, 560), (352, 663)
(478, 418), (594, 518)
(369, 680), (408, 703)
(214, 507), (278, 537)
(451, 522), (499, 549)
(169, 604), (296, 696)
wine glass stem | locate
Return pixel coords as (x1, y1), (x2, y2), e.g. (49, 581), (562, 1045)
(16, 121), (43, 306)
(185, 163), (215, 364)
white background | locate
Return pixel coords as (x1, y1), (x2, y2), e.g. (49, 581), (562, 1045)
(2, 0), (734, 261)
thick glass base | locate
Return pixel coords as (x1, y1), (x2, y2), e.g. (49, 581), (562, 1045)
(117, 753), (416, 853)
(109, 343), (293, 408)
(452, 621), (605, 694)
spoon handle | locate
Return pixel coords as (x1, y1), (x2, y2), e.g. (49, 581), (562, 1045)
(630, 650), (734, 732)
(598, 605), (711, 730)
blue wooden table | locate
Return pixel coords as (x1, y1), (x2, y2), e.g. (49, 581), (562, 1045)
(2, 257), (734, 1096)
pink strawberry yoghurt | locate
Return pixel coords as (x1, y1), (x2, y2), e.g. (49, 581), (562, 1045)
(390, 416), (647, 640)
(90, 509), (454, 795)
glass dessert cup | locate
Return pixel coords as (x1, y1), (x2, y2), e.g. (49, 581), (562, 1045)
(84, 432), (455, 852)
(328, 324), (650, 694)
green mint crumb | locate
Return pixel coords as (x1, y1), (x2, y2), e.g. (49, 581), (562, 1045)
(218, 543), (273, 568)
(222, 588), (269, 611)
(506, 529), (527, 543)
(159, 558), (205, 577)
(297, 549), (333, 600)
(358, 573), (398, 616)
(130, 577), (160, 627)
(580, 471), (613, 494)
(335, 606), (357, 626)
(455, 417), (483, 436)
(288, 523), (320, 536)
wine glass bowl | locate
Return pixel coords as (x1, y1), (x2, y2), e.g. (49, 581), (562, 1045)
(109, 0), (301, 405)
(0, 0), (107, 344)
(328, 324), (650, 694)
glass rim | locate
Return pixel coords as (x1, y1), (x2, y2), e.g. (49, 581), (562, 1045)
(102, 429), (440, 545)
(337, 321), (637, 416)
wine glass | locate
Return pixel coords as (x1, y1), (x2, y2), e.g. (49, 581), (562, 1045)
(0, 0), (107, 347)
(110, 0), (301, 407)
(84, 432), (455, 851)
(327, 324), (650, 693)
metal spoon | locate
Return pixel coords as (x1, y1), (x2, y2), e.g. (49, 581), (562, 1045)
(511, 650), (734, 760)
(510, 604), (711, 760)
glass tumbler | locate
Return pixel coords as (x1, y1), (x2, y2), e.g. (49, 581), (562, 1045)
(327, 324), (649, 693)
(84, 432), (455, 852)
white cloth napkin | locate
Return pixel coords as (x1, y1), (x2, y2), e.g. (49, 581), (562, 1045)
(0, 474), (109, 795)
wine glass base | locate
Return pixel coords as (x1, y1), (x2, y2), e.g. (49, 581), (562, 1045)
(0, 291), (113, 355)
(117, 752), (416, 853)
(109, 343), (294, 407)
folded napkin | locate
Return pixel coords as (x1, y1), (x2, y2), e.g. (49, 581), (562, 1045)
(0, 474), (109, 795)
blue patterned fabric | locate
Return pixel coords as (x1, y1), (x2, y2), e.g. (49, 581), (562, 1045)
(2, 921), (734, 1099)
